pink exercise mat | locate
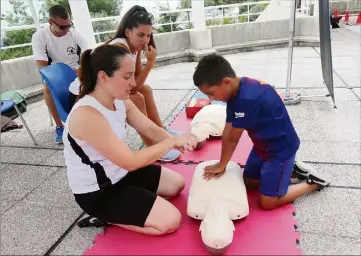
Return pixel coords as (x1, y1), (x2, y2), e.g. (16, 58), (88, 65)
(84, 163), (301, 255)
(170, 112), (253, 165)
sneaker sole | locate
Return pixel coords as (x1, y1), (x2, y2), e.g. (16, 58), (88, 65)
(307, 174), (330, 191)
(159, 156), (180, 163)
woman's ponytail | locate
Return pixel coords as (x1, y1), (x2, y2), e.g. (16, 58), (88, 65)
(78, 49), (95, 99)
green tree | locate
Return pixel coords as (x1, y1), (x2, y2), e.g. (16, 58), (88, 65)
(1, 0), (35, 61)
(155, 0), (182, 33)
(179, 0), (267, 27)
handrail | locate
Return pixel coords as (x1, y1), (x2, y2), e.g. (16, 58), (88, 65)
(1, 0), (302, 52)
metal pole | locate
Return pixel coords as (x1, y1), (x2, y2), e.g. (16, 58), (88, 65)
(27, 0), (41, 30)
(13, 104), (38, 145)
(285, 0), (297, 98)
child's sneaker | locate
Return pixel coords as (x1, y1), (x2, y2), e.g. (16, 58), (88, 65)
(77, 215), (108, 228)
(56, 125), (64, 144)
(292, 161), (314, 180)
(164, 126), (182, 136)
(159, 149), (181, 162)
(306, 174), (330, 191)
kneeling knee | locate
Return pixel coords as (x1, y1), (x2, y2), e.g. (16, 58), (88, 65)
(259, 201), (277, 210)
(169, 174), (185, 197)
(159, 209), (181, 234)
(259, 196), (278, 210)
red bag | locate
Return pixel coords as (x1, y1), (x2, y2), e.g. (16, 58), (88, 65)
(185, 98), (211, 118)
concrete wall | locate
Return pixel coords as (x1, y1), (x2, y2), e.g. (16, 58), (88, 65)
(154, 30), (190, 55)
(0, 17), (319, 98)
(1, 56), (43, 92)
(210, 16), (318, 46)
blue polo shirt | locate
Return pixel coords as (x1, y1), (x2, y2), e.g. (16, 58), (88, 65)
(226, 77), (300, 161)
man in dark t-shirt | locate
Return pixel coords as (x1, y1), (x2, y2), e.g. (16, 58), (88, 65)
(192, 53), (329, 210)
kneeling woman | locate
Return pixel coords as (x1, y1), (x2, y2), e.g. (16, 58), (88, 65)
(63, 44), (197, 235)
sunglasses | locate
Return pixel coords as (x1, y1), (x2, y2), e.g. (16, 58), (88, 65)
(129, 11), (154, 21)
(51, 19), (73, 30)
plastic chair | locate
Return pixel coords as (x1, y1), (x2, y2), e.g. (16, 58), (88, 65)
(1, 99), (38, 145)
(39, 63), (77, 123)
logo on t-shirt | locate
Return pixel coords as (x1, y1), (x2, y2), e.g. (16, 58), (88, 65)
(234, 112), (245, 118)
(67, 46), (77, 55)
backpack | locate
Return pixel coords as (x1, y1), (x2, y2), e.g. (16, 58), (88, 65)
(0, 90), (27, 118)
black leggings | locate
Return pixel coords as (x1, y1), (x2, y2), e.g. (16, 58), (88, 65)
(74, 164), (162, 227)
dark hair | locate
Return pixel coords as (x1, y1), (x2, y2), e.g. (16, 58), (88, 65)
(49, 5), (69, 20)
(111, 5), (156, 48)
(193, 53), (236, 87)
(78, 45), (130, 99)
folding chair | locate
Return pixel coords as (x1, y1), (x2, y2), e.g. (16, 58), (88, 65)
(1, 99), (38, 145)
(39, 63), (77, 123)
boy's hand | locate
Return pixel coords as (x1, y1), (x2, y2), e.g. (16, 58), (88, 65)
(203, 162), (226, 180)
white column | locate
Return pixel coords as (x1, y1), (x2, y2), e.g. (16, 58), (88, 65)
(68, 0), (96, 47)
(191, 0), (206, 30)
(28, 0), (41, 30)
(188, 0), (214, 60)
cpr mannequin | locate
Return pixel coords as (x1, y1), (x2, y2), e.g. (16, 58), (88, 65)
(187, 160), (249, 255)
(190, 104), (227, 149)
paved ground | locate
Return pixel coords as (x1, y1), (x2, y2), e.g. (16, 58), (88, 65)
(1, 26), (360, 255)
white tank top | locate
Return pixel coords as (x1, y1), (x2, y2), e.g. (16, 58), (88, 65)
(108, 38), (138, 62)
(63, 95), (129, 194)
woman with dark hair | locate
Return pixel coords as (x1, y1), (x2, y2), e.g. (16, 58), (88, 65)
(63, 44), (197, 235)
(106, 5), (183, 162)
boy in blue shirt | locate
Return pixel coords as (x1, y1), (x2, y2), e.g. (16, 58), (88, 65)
(192, 54), (329, 210)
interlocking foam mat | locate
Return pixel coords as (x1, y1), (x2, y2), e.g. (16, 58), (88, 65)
(84, 163), (301, 255)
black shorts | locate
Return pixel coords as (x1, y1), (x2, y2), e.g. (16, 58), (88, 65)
(68, 92), (78, 110)
(74, 164), (161, 227)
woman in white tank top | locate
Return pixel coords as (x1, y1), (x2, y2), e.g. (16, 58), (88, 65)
(63, 44), (198, 235)
(104, 5), (183, 162)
